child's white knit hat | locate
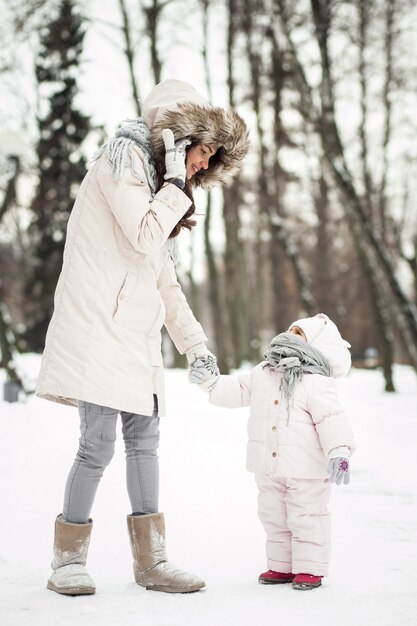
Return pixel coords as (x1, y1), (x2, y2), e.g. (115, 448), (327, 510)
(289, 313), (351, 378)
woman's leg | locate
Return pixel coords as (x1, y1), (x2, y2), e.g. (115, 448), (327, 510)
(121, 395), (160, 514)
(63, 401), (118, 523)
(123, 397), (205, 593)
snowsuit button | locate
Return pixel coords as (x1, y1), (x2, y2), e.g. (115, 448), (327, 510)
(274, 400), (279, 405)
(272, 452), (277, 458)
(272, 425), (277, 432)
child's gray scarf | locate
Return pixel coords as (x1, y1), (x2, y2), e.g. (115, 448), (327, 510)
(92, 119), (178, 264)
(264, 332), (331, 424)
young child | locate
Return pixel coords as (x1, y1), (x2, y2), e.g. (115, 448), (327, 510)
(190, 313), (355, 590)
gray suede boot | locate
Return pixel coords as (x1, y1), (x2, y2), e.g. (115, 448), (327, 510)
(47, 515), (96, 595)
(127, 512), (205, 593)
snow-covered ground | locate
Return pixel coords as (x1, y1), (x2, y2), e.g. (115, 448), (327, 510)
(0, 359), (416, 626)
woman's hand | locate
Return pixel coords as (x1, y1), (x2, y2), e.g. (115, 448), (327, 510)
(162, 129), (191, 189)
(189, 355), (220, 392)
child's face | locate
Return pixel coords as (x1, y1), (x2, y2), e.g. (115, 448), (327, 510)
(288, 326), (307, 341)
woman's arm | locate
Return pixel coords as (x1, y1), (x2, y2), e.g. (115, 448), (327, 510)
(96, 149), (191, 254)
(157, 257), (207, 355)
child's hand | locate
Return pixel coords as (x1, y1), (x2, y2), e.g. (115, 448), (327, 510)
(327, 457), (350, 485)
(189, 355), (220, 392)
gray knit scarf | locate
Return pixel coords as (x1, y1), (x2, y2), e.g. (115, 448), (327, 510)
(92, 118), (157, 190)
(264, 332), (331, 424)
(92, 119), (178, 263)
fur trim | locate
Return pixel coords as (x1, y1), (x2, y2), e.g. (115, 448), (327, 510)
(150, 102), (250, 189)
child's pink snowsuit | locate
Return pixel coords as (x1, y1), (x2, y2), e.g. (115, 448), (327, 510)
(209, 314), (356, 577)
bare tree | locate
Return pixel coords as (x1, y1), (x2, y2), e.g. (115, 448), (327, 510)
(357, 0), (374, 216)
(378, 0), (395, 241)
(267, 21), (316, 320)
(356, 0), (395, 389)
(118, 0), (142, 116)
(222, 0), (251, 367)
(142, 0), (170, 84)
(0, 155), (23, 385)
(267, 0), (417, 372)
(200, 0), (231, 371)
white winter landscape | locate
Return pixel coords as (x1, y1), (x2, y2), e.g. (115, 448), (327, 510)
(0, 358), (416, 626)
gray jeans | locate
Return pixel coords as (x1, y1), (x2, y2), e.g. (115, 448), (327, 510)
(62, 396), (159, 523)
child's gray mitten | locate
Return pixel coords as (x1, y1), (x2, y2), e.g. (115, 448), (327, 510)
(189, 356), (220, 392)
(162, 128), (191, 189)
(327, 457), (350, 485)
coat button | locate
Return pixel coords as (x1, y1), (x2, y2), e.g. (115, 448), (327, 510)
(272, 452), (277, 458)
(272, 425), (277, 432)
(274, 400), (279, 405)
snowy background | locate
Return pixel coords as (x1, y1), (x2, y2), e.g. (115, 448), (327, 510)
(1, 358), (416, 626)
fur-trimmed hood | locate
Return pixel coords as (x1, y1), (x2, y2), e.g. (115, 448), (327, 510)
(143, 79), (249, 189)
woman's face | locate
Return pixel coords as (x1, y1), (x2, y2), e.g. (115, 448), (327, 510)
(186, 143), (217, 179)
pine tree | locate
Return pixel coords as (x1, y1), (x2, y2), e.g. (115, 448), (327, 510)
(25, 0), (90, 351)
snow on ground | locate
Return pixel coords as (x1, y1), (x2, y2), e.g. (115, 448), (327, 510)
(0, 359), (416, 626)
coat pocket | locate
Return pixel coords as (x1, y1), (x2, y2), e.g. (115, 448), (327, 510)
(112, 271), (166, 366)
(113, 271), (159, 329)
(114, 271), (141, 308)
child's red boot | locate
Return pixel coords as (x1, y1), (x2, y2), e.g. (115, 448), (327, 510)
(258, 570), (295, 584)
(292, 573), (323, 590)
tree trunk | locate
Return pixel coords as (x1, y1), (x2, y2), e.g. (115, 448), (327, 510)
(144, 0), (164, 84)
(118, 0), (141, 116)
(0, 155), (23, 385)
(241, 0), (267, 352)
(357, 0), (374, 217)
(223, 0), (251, 366)
(198, 0), (230, 370)
(356, 0), (395, 390)
(0, 304), (21, 384)
(378, 0), (395, 242)
(204, 191), (230, 372)
(222, 186), (250, 366)
(347, 197), (396, 391)
(268, 21), (316, 319)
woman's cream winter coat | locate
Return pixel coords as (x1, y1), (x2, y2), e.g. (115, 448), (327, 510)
(36, 80), (249, 417)
(36, 149), (206, 416)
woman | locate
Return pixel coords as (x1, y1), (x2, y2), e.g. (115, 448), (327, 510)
(37, 79), (249, 596)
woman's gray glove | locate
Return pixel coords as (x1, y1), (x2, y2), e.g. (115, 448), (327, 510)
(162, 128), (191, 189)
(327, 457), (350, 485)
(189, 355), (220, 392)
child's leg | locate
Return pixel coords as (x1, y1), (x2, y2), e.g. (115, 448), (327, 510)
(121, 395), (160, 514)
(255, 473), (292, 573)
(286, 478), (331, 577)
(63, 402), (118, 523)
